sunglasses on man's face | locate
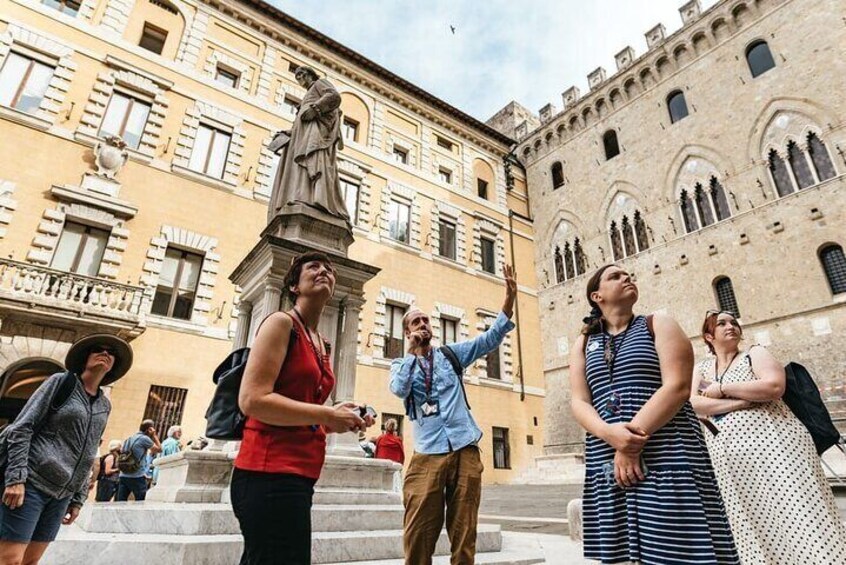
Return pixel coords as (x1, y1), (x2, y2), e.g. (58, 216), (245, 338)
(90, 346), (117, 357)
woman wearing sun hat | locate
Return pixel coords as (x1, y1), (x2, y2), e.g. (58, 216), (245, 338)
(0, 333), (132, 565)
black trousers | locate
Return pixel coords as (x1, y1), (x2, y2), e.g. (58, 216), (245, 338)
(230, 467), (316, 565)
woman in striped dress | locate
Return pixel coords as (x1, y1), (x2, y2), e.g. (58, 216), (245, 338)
(569, 265), (738, 564)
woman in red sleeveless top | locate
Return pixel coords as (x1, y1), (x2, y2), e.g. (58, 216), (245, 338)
(231, 252), (376, 565)
(373, 418), (405, 465)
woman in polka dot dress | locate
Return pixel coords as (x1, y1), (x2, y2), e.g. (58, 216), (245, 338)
(693, 310), (846, 564)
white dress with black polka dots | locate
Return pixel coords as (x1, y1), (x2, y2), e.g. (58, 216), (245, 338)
(697, 353), (846, 565)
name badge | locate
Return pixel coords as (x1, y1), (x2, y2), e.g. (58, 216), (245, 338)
(421, 400), (440, 417)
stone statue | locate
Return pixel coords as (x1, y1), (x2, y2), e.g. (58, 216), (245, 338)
(268, 66), (349, 225)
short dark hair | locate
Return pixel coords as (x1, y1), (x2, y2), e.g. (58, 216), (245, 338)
(140, 419), (155, 433)
(284, 252), (336, 304)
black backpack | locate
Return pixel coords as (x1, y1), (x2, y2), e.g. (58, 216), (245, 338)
(404, 346), (470, 421)
(204, 347), (251, 441)
(781, 362), (841, 455)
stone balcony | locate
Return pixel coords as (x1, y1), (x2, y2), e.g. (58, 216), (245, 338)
(0, 258), (147, 338)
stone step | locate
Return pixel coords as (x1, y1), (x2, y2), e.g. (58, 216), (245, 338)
(44, 524), (504, 564)
(78, 502), (405, 535)
(315, 487), (402, 506)
(329, 550), (545, 565)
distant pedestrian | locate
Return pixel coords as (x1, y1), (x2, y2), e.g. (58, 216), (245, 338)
(0, 333), (132, 564)
(152, 426), (182, 484)
(95, 440), (122, 502)
(372, 418), (404, 465)
(693, 310), (846, 563)
(116, 419), (161, 501)
(570, 265), (738, 564)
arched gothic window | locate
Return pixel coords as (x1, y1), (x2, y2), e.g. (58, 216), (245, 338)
(621, 216), (636, 257)
(554, 246), (565, 284)
(746, 41), (776, 78)
(819, 244), (846, 295)
(787, 140), (814, 190)
(768, 149), (794, 197)
(667, 90), (689, 124)
(714, 276), (740, 317)
(710, 178), (731, 221)
(807, 133), (836, 182)
(603, 130), (620, 160)
(610, 221), (624, 261)
(551, 161), (564, 189)
(680, 189), (699, 233)
(553, 238), (588, 283)
(634, 211), (649, 252)
(694, 184), (715, 227)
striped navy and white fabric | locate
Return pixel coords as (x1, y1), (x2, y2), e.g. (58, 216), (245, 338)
(581, 315), (739, 565)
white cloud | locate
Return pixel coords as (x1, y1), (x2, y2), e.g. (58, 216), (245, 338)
(270, 0), (717, 121)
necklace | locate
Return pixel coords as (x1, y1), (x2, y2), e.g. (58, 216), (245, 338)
(602, 316), (635, 382)
(292, 308), (328, 397)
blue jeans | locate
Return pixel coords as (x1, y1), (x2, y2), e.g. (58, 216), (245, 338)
(116, 476), (147, 501)
(0, 483), (71, 542)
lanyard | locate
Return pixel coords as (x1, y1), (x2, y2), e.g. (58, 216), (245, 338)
(714, 351), (740, 384)
(602, 316), (635, 383)
(419, 349), (434, 401)
(292, 308), (327, 397)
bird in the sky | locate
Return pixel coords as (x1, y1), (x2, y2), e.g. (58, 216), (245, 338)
(450, 25), (456, 34)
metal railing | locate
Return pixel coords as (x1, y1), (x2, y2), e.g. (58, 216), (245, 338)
(0, 258), (145, 318)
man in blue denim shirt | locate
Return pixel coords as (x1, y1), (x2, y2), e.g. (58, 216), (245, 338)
(390, 265), (517, 565)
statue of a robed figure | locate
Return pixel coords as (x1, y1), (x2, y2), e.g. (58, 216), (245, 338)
(268, 66), (350, 226)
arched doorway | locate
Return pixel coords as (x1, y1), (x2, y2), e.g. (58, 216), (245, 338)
(0, 358), (64, 425)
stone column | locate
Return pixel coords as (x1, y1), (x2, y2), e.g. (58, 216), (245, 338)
(233, 300), (253, 349)
(326, 295), (366, 457)
(261, 277), (283, 319)
(334, 295), (363, 403)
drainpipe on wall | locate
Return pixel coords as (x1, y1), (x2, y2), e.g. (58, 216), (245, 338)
(508, 209), (526, 402)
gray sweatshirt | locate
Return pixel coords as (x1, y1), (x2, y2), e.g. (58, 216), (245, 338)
(2, 372), (110, 507)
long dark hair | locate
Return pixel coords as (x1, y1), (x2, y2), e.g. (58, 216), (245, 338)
(581, 264), (615, 336)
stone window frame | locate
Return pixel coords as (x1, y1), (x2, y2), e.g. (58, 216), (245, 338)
(172, 101), (246, 187)
(0, 181), (18, 239)
(0, 24), (77, 127)
(204, 49), (252, 94)
(141, 225), (220, 326)
(38, 0), (98, 21)
(432, 152), (461, 189)
(255, 134), (280, 202)
(473, 309), (513, 383)
(76, 69), (169, 159)
(762, 119), (838, 200)
(26, 203), (130, 281)
(380, 182), (421, 249)
(385, 131), (418, 168)
(432, 302), (468, 347)
(430, 201), (467, 264)
(372, 287), (416, 362)
(337, 156), (373, 230)
(472, 217), (505, 277)
(274, 82), (306, 118)
(674, 158), (732, 233)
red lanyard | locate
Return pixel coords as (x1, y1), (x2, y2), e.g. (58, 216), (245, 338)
(419, 349), (434, 400)
(292, 309), (327, 397)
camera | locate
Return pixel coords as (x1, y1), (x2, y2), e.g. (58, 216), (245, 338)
(358, 405), (377, 419)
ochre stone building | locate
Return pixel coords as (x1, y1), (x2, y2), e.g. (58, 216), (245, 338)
(0, 0), (545, 482)
(493, 0), (846, 456)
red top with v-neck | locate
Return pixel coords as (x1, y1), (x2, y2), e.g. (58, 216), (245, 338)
(234, 314), (335, 479)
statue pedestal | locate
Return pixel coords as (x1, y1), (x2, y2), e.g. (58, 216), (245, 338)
(146, 450), (234, 503)
(266, 204), (353, 256)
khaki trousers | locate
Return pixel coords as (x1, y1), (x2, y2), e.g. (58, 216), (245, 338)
(402, 445), (484, 565)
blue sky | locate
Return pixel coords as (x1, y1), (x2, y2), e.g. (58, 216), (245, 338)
(270, 1), (717, 122)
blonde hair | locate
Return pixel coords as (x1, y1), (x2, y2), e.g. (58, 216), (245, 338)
(385, 418), (398, 433)
(108, 439), (122, 451)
